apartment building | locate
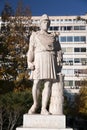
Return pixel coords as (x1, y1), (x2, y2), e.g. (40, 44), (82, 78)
(31, 15), (87, 96)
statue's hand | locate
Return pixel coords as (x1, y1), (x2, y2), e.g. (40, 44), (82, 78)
(29, 64), (35, 70)
(28, 62), (35, 70)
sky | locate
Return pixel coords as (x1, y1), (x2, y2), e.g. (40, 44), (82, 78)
(0, 0), (87, 16)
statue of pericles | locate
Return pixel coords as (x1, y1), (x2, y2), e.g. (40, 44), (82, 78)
(27, 14), (63, 115)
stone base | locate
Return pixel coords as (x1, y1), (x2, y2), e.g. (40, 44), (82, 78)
(16, 114), (73, 130)
(23, 114), (65, 128)
(17, 127), (73, 130)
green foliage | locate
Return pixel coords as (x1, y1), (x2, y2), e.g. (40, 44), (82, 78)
(0, 1), (31, 84)
(0, 90), (32, 130)
(74, 80), (87, 119)
(63, 96), (70, 115)
(0, 79), (33, 94)
(0, 80), (15, 94)
(64, 81), (87, 118)
(75, 81), (87, 117)
(0, 1), (33, 130)
(63, 96), (74, 116)
(77, 16), (87, 23)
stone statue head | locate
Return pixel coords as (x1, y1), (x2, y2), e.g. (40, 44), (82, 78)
(40, 14), (50, 31)
(40, 14), (49, 22)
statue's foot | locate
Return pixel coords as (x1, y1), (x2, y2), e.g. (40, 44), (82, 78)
(41, 109), (50, 115)
(28, 105), (37, 114)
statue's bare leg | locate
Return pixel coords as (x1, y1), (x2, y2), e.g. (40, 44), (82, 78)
(41, 80), (52, 115)
(28, 79), (41, 114)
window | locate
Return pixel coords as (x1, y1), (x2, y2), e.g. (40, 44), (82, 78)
(69, 81), (73, 86)
(65, 81), (73, 86)
(60, 36), (86, 43)
(67, 26), (72, 30)
(74, 58), (80, 63)
(81, 48), (86, 52)
(81, 58), (87, 65)
(74, 26), (79, 30)
(65, 81), (69, 86)
(62, 47), (73, 53)
(49, 26), (59, 31)
(60, 19), (63, 22)
(60, 26), (73, 31)
(74, 36), (79, 42)
(62, 69), (73, 75)
(74, 69), (79, 74)
(75, 81), (81, 86)
(67, 36), (73, 42)
(56, 19), (59, 23)
(64, 26), (67, 30)
(80, 26), (86, 30)
(74, 26), (86, 30)
(54, 26), (59, 30)
(73, 19), (76, 22)
(66, 47), (73, 52)
(80, 36), (86, 42)
(49, 26), (53, 30)
(74, 58), (87, 65)
(67, 58), (73, 65)
(74, 48), (80, 52)
(60, 36), (66, 42)
(68, 19), (72, 21)
(63, 58), (66, 64)
(56, 19), (59, 21)
(51, 20), (55, 23)
(60, 26), (64, 30)
(63, 58), (73, 65)
(65, 19), (68, 21)
(62, 48), (66, 53)
(74, 48), (86, 52)
(74, 36), (86, 42)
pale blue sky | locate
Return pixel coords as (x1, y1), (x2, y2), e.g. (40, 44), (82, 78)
(0, 0), (87, 16)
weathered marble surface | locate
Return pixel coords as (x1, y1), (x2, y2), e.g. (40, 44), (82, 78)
(49, 74), (64, 114)
(16, 114), (73, 130)
(17, 128), (73, 130)
(23, 114), (65, 128)
(27, 14), (63, 115)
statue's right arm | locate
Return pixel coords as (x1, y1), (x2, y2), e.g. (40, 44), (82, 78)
(27, 32), (35, 70)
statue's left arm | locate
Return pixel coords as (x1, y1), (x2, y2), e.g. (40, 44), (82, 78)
(54, 35), (63, 67)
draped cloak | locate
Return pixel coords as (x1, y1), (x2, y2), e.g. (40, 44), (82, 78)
(27, 31), (60, 79)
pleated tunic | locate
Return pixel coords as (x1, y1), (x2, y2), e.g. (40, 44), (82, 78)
(27, 31), (58, 80)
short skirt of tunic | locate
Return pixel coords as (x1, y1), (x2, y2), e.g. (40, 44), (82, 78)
(30, 51), (57, 79)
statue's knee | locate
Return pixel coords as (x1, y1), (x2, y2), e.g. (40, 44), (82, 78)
(45, 81), (51, 88)
(34, 80), (39, 84)
(33, 80), (41, 89)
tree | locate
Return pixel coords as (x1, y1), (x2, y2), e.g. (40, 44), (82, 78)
(1, 2), (14, 22)
(0, 1), (32, 88)
(77, 16), (87, 23)
(0, 2), (33, 130)
(0, 2), (14, 81)
(0, 90), (32, 130)
(75, 80), (87, 117)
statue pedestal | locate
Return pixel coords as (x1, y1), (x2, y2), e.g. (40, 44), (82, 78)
(16, 114), (73, 130)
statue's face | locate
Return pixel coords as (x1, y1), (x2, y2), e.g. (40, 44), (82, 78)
(40, 20), (50, 31)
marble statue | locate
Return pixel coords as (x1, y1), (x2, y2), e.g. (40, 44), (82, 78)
(27, 14), (63, 115)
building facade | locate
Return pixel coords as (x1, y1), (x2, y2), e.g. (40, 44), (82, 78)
(31, 15), (87, 96)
